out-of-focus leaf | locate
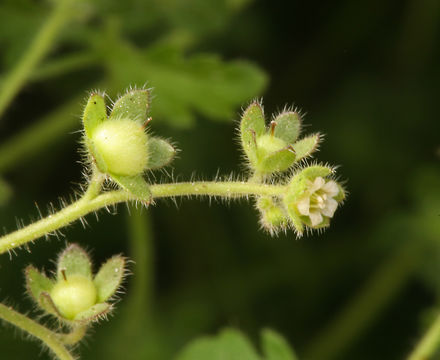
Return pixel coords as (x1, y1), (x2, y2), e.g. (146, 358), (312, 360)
(261, 329), (298, 360)
(152, 0), (254, 38)
(174, 328), (261, 360)
(97, 34), (267, 127)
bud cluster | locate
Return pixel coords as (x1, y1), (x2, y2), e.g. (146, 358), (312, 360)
(240, 101), (345, 235)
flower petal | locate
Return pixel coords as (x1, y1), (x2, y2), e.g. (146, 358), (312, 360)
(296, 196), (310, 216)
(322, 180), (339, 197)
(310, 177), (325, 192)
(309, 211), (323, 226)
(322, 198), (338, 217)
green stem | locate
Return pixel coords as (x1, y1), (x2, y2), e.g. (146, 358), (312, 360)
(57, 325), (88, 346)
(0, 303), (74, 360)
(407, 312), (440, 360)
(304, 240), (419, 360)
(0, 181), (286, 255)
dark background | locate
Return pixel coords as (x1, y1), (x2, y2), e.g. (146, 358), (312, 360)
(0, 0), (440, 359)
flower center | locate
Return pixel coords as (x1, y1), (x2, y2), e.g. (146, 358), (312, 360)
(311, 191), (327, 210)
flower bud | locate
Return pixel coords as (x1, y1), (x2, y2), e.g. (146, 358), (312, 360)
(91, 119), (149, 176)
(81, 89), (176, 198)
(50, 275), (97, 320)
(25, 244), (127, 324)
(239, 101), (321, 177)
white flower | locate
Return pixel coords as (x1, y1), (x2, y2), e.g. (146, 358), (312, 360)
(296, 177), (339, 226)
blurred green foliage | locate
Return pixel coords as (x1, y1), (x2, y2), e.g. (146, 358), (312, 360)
(0, 0), (440, 359)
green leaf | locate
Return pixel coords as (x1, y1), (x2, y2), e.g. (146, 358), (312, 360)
(240, 102), (266, 163)
(57, 244), (92, 280)
(259, 146), (296, 173)
(94, 256), (126, 303)
(110, 173), (152, 201)
(99, 35), (267, 127)
(25, 266), (54, 304)
(0, 177), (12, 206)
(74, 302), (111, 324)
(273, 111), (301, 144)
(261, 329), (298, 360)
(83, 93), (107, 139)
(292, 134), (321, 162)
(175, 328), (261, 360)
(147, 137), (176, 169)
(109, 89), (151, 124)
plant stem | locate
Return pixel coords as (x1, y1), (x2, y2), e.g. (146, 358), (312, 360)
(57, 325), (88, 346)
(0, 303), (74, 360)
(407, 312), (440, 360)
(0, 181), (286, 255)
(0, 0), (73, 120)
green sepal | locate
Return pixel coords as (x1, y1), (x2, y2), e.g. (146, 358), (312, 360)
(73, 302), (111, 324)
(57, 244), (92, 280)
(259, 146), (296, 173)
(292, 134), (321, 162)
(94, 256), (126, 303)
(109, 89), (150, 124)
(295, 165), (333, 182)
(240, 102), (265, 164)
(83, 93), (107, 139)
(261, 328), (298, 360)
(273, 111), (301, 144)
(301, 215), (331, 229)
(334, 184), (346, 202)
(147, 137), (176, 169)
(39, 292), (62, 317)
(25, 266), (54, 304)
(284, 201), (304, 236)
(87, 139), (108, 173)
(110, 173), (152, 201)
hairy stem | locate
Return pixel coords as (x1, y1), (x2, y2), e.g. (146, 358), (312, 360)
(0, 0), (74, 120)
(0, 303), (75, 360)
(57, 325), (88, 346)
(407, 312), (440, 360)
(0, 181), (286, 255)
